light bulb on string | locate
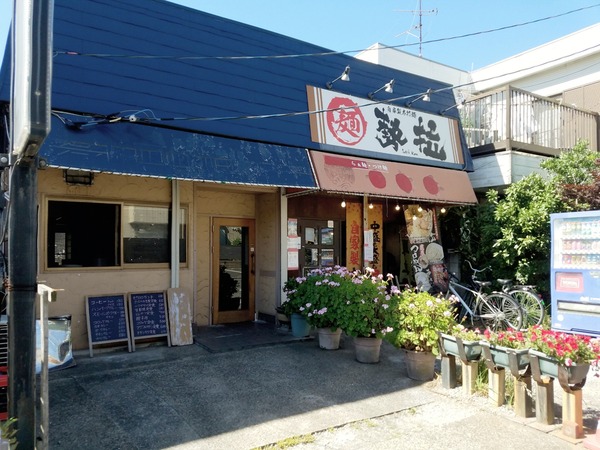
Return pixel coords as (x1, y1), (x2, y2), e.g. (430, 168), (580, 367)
(395, 203), (400, 211)
(417, 206), (423, 212)
(341, 199), (346, 208)
(440, 207), (446, 214)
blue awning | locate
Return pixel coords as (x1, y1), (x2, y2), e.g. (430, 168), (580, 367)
(40, 116), (317, 188)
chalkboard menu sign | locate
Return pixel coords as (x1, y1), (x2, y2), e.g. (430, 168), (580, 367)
(86, 294), (131, 357)
(128, 291), (171, 350)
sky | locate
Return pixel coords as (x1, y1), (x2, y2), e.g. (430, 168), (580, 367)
(0, 1), (599, 71)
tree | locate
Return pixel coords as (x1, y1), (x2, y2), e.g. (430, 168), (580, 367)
(455, 140), (598, 299)
(540, 140), (596, 185)
(488, 174), (565, 294)
(559, 160), (600, 211)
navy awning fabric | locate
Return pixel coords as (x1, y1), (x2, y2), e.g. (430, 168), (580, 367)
(41, 116), (317, 188)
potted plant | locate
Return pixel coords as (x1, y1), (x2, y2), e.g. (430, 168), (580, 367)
(525, 325), (600, 385)
(438, 324), (483, 362)
(281, 277), (312, 338)
(291, 266), (354, 350)
(385, 288), (456, 380)
(336, 268), (398, 363)
(479, 328), (531, 373)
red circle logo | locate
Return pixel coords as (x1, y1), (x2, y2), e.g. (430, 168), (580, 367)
(326, 97), (367, 146)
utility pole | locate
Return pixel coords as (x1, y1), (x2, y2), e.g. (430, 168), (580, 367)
(396, 0), (438, 57)
(7, 1), (53, 448)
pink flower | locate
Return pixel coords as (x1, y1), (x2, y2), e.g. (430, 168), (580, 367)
(565, 357), (573, 367)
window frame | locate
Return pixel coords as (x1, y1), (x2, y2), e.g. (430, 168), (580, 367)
(43, 197), (189, 271)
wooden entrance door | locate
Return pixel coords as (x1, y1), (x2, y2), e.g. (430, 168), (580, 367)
(212, 218), (255, 323)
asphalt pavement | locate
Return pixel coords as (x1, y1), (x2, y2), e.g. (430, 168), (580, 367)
(45, 325), (600, 449)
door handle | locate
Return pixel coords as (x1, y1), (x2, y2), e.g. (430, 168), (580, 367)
(251, 251), (255, 275)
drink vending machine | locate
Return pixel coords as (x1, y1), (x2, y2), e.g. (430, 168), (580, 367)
(550, 210), (600, 337)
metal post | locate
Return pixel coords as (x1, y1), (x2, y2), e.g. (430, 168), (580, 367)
(7, 157), (38, 449)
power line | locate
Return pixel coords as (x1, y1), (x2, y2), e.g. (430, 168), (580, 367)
(53, 4), (600, 61)
(54, 41), (600, 126)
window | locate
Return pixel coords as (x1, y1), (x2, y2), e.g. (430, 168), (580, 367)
(47, 200), (187, 268)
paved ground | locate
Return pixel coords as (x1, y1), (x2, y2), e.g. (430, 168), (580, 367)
(45, 324), (600, 449)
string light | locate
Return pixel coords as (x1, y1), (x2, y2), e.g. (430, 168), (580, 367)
(395, 203), (401, 211)
(341, 199), (346, 208)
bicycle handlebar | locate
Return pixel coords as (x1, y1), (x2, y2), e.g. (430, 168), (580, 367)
(465, 260), (491, 275)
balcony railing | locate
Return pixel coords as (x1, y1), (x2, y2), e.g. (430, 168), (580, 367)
(461, 86), (598, 156)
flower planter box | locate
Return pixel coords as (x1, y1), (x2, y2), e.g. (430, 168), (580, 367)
(529, 349), (590, 386)
(438, 332), (482, 362)
(480, 342), (529, 377)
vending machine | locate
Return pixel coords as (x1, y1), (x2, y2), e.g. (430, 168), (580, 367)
(550, 210), (600, 337)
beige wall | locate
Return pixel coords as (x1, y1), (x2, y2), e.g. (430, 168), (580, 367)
(193, 186), (256, 325)
(37, 168), (280, 350)
(255, 193), (281, 317)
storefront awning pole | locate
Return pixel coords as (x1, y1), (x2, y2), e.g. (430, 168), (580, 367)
(363, 194), (368, 270)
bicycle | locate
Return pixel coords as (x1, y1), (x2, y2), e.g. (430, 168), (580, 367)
(497, 279), (545, 327)
(446, 261), (523, 331)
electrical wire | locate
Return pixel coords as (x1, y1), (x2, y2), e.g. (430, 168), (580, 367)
(52, 4), (600, 61)
(53, 41), (600, 127)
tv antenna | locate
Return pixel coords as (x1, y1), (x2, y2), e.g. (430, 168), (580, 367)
(396, 0), (438, 57)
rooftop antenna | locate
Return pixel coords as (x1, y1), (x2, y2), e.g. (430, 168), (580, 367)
(395, 0), (438, 57)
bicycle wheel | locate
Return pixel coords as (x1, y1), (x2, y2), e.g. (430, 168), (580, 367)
(477, 293), (523, 331)
(509, 289), (545, 327)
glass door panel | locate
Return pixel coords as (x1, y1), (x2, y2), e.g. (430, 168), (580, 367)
(299, 220), (339, 275)
(212, 218), (255, 324)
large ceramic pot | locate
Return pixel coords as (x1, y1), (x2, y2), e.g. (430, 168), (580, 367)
(438, 332), (482, 362)
(290, 313), (311, 338)
(317, 327), (342, 350)
(354, 337), (382, 364)
(402, 349), (437, 381)
(529, 349), (590, 385)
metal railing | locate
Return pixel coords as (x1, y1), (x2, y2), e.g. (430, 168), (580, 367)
(461, 86), (598, 154)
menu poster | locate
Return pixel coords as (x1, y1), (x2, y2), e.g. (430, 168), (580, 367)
(287, 218), (298, 237)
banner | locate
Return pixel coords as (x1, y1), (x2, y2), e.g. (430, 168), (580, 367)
(403, 205), (448, 293)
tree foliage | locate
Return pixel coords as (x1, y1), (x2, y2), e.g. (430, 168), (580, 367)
(488, 174), (564, 293)
(559, 159), (600, 211)
(454, 140), (598, 299)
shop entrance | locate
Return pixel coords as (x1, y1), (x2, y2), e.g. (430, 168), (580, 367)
(212, 218), (255, 324)
(298, 219), (342, 275)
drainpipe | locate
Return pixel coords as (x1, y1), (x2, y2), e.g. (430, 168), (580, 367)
(171, 179), (180, 289)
